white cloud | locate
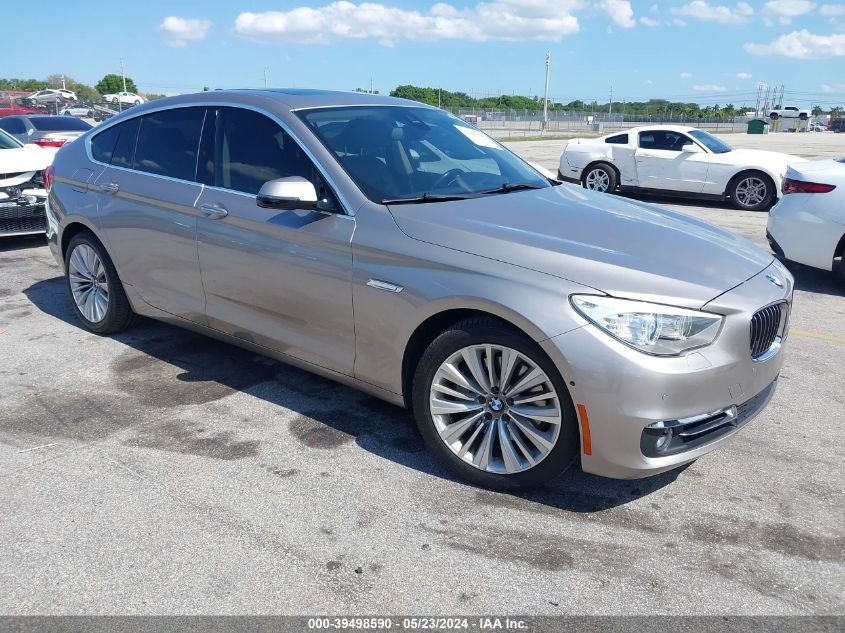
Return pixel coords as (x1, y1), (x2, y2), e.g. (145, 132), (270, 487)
(736, 71), (752, 78)
(597, 0), (636, 28)
(646, 79), (654, 84)
(234, 1), (584, 45)
(820, 3), (845, 14)
(650, 3), (660, 13)
(821, 82), (845, 91)
(745, 29), (845, 57)
(680, 71), (693, 78)
(693, 83), (727, 91)
(673, 17), (688, 25)
(671, 1), (753, 23)
(764, 1), (817, 17)
(160, 16), (211, 47)
(640, 16), (660, 25)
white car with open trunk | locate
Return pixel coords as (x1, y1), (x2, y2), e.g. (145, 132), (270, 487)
(558, 125), (805, 210)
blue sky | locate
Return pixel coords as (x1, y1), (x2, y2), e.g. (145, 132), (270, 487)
(2, 1), (844, 107)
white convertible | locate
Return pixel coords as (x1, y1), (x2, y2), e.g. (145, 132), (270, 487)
(558, 125), (804, 210)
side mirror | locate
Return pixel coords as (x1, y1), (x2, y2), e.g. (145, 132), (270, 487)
(256, 176), (318, 210)
(682, 142), (703, 154)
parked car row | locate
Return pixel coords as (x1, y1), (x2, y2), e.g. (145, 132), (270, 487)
(0, 128), (55, 237)
(2, 93), (840, 491)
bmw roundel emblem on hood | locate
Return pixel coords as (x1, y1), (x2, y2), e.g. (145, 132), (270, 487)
(766, 274), (784, 288)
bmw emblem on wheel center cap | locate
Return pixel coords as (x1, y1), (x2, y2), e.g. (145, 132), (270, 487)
(766, 274), (784, 288)
(489, 399), (504, 412)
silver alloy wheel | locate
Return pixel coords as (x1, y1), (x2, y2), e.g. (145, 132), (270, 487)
(429, 344), (562, 475)
(735, 176), (767, 207)
(68, 244), (109, 323)
(585, 168), (610, 192)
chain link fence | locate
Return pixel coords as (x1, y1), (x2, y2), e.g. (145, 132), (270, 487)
(446, 108), (750, 138)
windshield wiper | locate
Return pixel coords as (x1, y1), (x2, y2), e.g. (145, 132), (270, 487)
(381, 193), (477, 204)
(477, 182), (545, 195)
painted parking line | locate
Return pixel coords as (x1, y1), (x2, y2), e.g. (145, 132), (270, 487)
(791, 329), (845, 345)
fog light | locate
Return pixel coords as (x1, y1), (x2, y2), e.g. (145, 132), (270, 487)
(655, 430), (672, 451)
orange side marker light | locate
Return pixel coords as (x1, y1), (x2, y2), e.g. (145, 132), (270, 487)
(576, 404), (592, 455)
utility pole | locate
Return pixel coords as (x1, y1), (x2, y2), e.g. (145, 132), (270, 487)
(120, 59), (126, 92)
(61, 74), (66, 90)
(370, 77), (374, 94)
(263, 68), (268, 88)
(542, 51), (550, 131)
(609, 85), (613, 118)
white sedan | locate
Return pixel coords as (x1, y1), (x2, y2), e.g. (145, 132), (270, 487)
(559, 125), (804, 210)
(767, 158), (844, 285)
(102, 91), (146, 106)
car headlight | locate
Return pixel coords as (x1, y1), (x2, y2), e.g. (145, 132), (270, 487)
(570, 295), (723, 356)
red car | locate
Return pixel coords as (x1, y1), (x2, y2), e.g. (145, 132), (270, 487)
(0, 103), (45, 118)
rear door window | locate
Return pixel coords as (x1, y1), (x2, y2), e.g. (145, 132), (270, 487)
(133, 107), (205, 181)
(605, 133), (628, 144)
(0, 119), (26, 135)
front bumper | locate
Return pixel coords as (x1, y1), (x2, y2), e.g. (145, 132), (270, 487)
(541, 262), (793, 479)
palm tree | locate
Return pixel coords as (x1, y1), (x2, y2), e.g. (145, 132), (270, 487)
(812, 105), (824, 117)
(831, 106), (843, 118)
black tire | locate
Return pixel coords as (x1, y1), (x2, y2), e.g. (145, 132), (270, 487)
(134, 100), (140, 105)
(769, 113), (779, 120)
(64, 230), (137, 334)
(728, 171), (776, 211)
(411, 317), (579, 491)
(581, 162), (618, 194)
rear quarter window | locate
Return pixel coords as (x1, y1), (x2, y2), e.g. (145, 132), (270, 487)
(605, 134), (628, 144)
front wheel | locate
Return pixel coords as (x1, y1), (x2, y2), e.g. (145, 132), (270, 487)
(65, 231), (137, 334)
(412, 318), (579, 491)
(582, 163), (617, 193)
(729, 172), (775, 211)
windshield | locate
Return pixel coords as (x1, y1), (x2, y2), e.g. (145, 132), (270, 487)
(30, 117), (92, 132)
(0, 128), (22, 149)
(297, 106), (550, 203)
(688, 129), (732, 154)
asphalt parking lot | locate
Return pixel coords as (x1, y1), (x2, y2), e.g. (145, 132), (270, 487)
(1, 133), (843, 615)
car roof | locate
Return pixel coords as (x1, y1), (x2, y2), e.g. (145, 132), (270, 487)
(121, 88), (426, 112)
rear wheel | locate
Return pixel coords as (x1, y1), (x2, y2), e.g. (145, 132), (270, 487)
(412, 318), (579, 491)
(582, 163), (617, 193)
(65, 231), (137, 334)
(729, 172), (775, 211)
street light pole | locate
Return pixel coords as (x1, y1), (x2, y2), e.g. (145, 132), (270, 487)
(542, 51), (550, 131)
(120, 59), (126, 92)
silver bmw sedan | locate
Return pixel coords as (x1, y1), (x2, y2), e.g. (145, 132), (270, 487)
(44, 89), (792, 490)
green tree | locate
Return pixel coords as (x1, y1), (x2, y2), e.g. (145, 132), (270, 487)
(812, 105), (823, 117)
(95, 74), (138, 95)
(831, 106), (843, 118)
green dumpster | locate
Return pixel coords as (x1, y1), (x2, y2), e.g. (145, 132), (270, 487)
(747, 119), (769, 134)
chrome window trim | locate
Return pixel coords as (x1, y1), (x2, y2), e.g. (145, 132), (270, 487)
(84, 101), (354, 216)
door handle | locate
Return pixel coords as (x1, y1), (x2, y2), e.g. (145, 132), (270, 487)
(199, 203), (228, 219)
(99, 181), (119, 193)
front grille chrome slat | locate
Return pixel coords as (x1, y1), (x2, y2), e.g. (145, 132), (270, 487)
(750, 302), (787, 361)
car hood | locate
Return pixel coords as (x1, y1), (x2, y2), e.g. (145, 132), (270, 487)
(721, 148), (807, 169)
(0, 144), (54, 173)
(388, 184), (774, 309)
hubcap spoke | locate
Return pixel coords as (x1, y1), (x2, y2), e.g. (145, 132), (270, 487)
(429, 344), (562, 475)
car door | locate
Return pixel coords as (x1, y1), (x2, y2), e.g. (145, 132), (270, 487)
(193, 106), (356, 375)
(93, 107), (208, 323)
(634, 130), (710, 193)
